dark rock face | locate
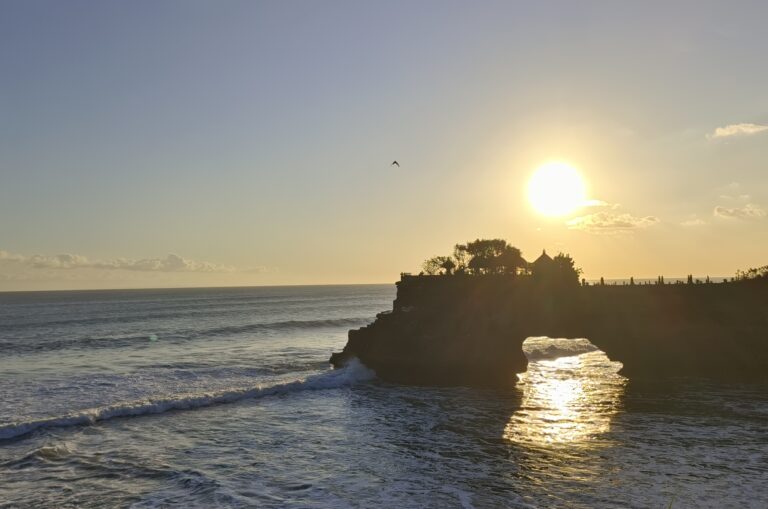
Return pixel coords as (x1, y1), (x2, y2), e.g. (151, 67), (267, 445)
(581, 282), (768, 379)
(330, 275), (768, 386)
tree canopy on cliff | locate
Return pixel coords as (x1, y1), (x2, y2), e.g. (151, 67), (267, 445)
(456, 239), (525, 275)
(420, 239), (581, 285)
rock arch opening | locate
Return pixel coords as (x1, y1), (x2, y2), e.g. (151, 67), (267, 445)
(507, 336), (626, 445)
(522, 336), (603, 363)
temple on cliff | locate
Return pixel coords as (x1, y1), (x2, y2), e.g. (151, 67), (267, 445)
(531, 249), (553, 272)
(331, 270), (768, 386)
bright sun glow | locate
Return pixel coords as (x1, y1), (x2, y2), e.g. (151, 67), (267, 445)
(527, 161), (587, 217)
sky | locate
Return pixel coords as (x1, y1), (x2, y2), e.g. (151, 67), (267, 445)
(1, 1), (767, 291)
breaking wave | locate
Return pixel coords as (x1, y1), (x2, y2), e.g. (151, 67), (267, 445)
(0, 360), (375, 441)
(523, 337), (599, 361)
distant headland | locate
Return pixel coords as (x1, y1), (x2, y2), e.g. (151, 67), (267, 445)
(331, 239), (768, 386)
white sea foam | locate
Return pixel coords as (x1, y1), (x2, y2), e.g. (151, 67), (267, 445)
(522, 336), (599, 361)
(0, 359), (375, 441)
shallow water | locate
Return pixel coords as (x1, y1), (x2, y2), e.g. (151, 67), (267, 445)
(1, 286), (766, 508)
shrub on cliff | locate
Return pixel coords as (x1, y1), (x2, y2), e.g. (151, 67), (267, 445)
(735, 265), (768, 281)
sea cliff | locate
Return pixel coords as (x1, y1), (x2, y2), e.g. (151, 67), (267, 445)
(330, 275), (768, 386)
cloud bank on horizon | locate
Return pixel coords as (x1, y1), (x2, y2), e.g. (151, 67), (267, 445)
(0, 251), (245, 273)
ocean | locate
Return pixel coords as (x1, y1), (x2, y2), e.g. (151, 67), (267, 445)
(0, 285), (766, 508)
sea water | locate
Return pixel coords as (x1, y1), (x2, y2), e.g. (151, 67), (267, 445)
(0, 285), (766, 508)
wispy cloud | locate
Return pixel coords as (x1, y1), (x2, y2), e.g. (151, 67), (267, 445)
(0, 251), (248, 273)
(718, 193), (751, 201)
(581, 199), (620, 209)
(713, 203), (766, 219)
(566, 212), (659, 233)
(708, 123), (768, 139)
(568, 198), (658, 233)
(717, 182), (753, 202)
(681, 218), (706, 226)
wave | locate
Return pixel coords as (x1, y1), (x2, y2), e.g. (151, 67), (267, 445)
(0, 360), (375, 441)
(523, 337), (598, 361)
(0, 442), (77, 469)
(203, 316), (373, 335)
(2, 316), (374, 355)
(2, 299), (378, 330)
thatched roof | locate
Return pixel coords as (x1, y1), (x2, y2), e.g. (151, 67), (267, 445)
(532, 249), (553, 266)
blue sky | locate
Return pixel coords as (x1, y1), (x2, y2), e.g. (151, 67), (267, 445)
(2, 1), (767, 290)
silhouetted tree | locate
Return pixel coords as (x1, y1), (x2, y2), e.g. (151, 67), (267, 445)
(453, 244), (469, 273)
(422, 257), (441, 275)
(422, 256), (455, 275)
(630, 276), (635, 285)
(464, 239), (505, 274)
(455, 239), (524, 275)
(497, 245), (526, 275)
(552, 252), (582, 286)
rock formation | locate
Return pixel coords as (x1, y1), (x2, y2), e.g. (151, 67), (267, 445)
(330, 274), (768, 386)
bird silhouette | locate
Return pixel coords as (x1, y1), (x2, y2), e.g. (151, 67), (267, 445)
(391, 160), (400, 167)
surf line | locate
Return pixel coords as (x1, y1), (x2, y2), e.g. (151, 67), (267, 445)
(0, 360), (375, 441)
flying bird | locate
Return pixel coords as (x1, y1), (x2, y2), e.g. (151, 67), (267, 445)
(391, 160), (400, 167)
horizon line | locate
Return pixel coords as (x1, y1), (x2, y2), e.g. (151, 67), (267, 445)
(0, 275), (734, 294)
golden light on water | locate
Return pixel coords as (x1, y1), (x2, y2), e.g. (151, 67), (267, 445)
(504, 348), (626, 447)
(527, 161), (587, 217)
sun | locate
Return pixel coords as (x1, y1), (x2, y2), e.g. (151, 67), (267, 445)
(527, 161), (587, 217)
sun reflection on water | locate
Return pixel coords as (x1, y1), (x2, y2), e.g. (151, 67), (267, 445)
(504, 342), (626, 448)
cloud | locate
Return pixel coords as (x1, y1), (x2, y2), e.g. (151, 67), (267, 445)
(581, 199), (620, 209)
(713, 203), (766, 219)
(708, 123), (768, 139)
(0, 250), (23, 262)
(0, 251), (243, 273)
(717, 183), (753, 202)
(567, 212), (659, 233)
(94, 254), (236, 272)
(718, 193), (751, 201)
(681, 218), (706, 226)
